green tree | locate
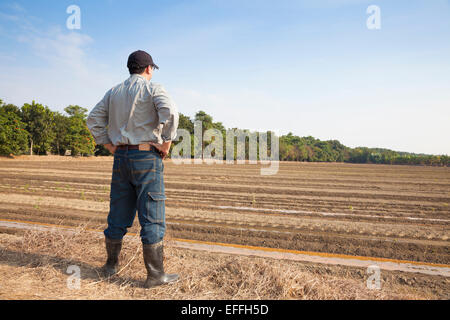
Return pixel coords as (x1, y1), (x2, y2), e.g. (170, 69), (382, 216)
(178, 113), (194, 134)
(194, 110), (214, 132)
(21, 101), (55, 155)
(1, 102), (22, 117)
(0, 101), (29, 156)
(51, 111), (70, 155)
(65, 105), (95, 156)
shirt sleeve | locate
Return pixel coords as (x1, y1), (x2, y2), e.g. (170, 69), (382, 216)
(86, 90), (112, 145)
(151, 83), (179, 142)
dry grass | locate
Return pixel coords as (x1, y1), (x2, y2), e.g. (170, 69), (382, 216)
(0, 225), (441, 300)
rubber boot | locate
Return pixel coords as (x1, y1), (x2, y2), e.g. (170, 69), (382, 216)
(143, 241), (179, 288)
(102, 237), (122, 277)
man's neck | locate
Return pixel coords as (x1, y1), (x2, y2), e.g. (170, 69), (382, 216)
(131, 73), (151, 81)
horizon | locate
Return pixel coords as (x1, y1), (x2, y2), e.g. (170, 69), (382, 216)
(1, 0), (449, 155)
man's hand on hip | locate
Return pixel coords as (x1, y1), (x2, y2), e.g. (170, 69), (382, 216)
(149, 141), (172, 159)
(104, 143), (117, 155)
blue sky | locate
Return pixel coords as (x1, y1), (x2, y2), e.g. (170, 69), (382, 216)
(0, 0), (449, 155)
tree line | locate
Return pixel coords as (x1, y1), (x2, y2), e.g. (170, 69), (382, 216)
(0, 99), (448, 166)
(279, 133), (449, 166)
(0, 99), (96, 156)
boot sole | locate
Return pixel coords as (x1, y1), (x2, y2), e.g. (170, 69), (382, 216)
(144, 277), (180, 289)
(101, 266), (118, 278)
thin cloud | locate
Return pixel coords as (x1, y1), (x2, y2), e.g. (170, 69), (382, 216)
(6, 2), (25, 12)
(0, 8), (117, 112)
(2, 4), (92, 76)
(17, 26), (94, 76)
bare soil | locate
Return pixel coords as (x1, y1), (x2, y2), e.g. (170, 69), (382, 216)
(0, 156), (449, 299)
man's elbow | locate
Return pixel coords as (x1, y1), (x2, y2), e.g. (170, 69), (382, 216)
(86, 117), (96, 135)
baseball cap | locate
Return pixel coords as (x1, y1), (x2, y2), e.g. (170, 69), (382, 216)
(127, 50), (159, 70)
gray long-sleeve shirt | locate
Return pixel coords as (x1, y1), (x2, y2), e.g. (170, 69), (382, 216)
(87, 74), (179, 146)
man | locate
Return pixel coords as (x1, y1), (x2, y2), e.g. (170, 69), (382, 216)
(87, 50), (179, 288)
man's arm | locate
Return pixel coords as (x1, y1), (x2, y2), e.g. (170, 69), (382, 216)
(150, 84), (179, 159)
(87, 90), (116, 154)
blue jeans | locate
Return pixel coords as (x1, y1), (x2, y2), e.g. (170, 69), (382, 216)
(104, 147), (166, 244)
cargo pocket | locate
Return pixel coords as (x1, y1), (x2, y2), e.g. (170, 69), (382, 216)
(146, 192), (166, 223)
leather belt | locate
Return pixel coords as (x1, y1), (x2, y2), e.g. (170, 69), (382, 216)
(116, 144), (156, 151)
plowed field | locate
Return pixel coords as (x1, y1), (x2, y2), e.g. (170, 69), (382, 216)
(0, 156), (448, 265)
